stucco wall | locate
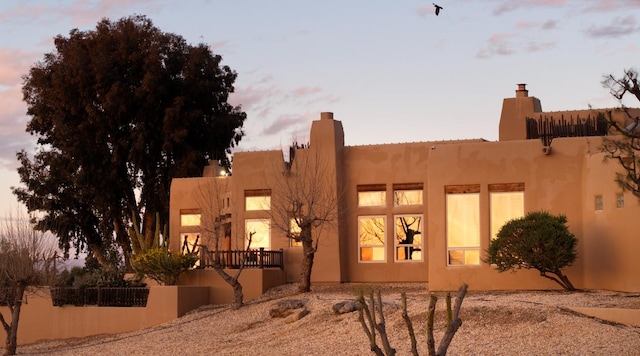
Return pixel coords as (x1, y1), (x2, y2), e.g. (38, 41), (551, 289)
(0, 286), (209, 346)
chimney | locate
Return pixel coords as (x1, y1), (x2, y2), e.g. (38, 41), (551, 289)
(321, 112), (334, 120)
(516, 83), (528, 98)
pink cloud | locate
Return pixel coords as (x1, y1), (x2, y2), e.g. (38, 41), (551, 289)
(493, 0), (568, 15)
(262, 114), (311, 136)
(585, 16), (640, 38)
(0, 0), (162, 28)
(476, 33), (516, 58)
(0, 48), (41, 86)
(0, 86), (32, 170)
(582, 0), (640, 12)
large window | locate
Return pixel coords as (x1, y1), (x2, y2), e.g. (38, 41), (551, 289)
(489, 184), (525, 240)
(245, 189), (271, 211)
(393, 183), (423, 206)
(180, 209), (201, 226)
(446, 185), (480, 266)
(395, 215), (423, 261)
(358, 184), (386, 207)
(245, 219), (270, 249)
(180, 233), (201, 267)
(358, 216), (386, 262)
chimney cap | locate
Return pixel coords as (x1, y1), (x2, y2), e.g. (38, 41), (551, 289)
(516, 83), (528, 97)
(320, 112), (334, 120)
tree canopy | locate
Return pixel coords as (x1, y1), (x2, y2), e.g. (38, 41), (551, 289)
(14, 15), (246, 266)
(484, 211), (577, 291)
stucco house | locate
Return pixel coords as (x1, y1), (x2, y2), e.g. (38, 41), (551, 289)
(170, 84), (640, 293)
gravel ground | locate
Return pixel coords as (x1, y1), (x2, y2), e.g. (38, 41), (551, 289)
(11, 283), (640, 356)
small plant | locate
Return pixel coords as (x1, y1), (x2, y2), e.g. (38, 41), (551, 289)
(130, 247), (197, 286)
(485, 211), (577, 291)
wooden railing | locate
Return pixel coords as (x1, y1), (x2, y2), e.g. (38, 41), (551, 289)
(197, 247), (284, 269)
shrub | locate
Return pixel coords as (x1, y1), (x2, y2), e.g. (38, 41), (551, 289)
(130, 247), (197, 285)
(485, 211), (577, 291)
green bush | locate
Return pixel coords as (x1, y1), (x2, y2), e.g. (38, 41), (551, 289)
(485, 211), (577, 291)
(130, 247), (197, 285)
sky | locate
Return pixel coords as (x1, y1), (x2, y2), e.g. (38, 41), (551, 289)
(1, 0), (639, 216)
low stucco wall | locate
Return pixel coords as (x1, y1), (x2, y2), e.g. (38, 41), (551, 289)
(179, 268), (286, 304)
(0, 285), (209, 346)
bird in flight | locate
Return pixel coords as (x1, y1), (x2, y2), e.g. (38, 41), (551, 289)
(433, 3), (443, 16)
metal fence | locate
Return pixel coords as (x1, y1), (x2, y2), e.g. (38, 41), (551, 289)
(50, 287), (150, 307)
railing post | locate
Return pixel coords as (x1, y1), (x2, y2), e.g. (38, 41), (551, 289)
(259, 247), (264, 269)
(279, 248), (284, 269)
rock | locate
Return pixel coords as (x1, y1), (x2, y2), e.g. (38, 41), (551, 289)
(332, 300), (361, 314)
(269, 299), (307, 318)
(285, 308), (310, 323)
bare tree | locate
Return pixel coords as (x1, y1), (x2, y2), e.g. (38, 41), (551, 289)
(194, 176), (250, 309)
(268, 144), (342, 293)
(357, 284), (468, 356)
(0, 211), (58, 355)
(602, 69), (640, 199)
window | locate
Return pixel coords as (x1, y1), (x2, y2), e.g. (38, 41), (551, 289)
(595, 195), (603, 210)
(180, 233), (200, 267)
(245, 219), (270, 249)
(489, 184), (525, 240)
(358, 216), (386, 262)
(180, 209), (201, 226)
(289, 218), (302, 247)
(358, 184), (386, 207)
(446, 185), (480, 266)
(395, 215), (423, 261)
(245, 189), (271, 211)
(393, 183), (423, 206)
(617, 193), (624, 208)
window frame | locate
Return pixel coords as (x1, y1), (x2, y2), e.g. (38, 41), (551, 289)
(393, 214), (424, 262)
(245, 219), (271, 249)
(180, 209), (201, 227)
(445, 185), (481, 266)
(393, 183), (424, 207)
(357, 184), (386, 207)
(358, 215), (387, 263)
(245, 189), (271, 211)
(489, 183), (525, 241)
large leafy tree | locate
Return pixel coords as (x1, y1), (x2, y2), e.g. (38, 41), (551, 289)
(601, 68), (640, 198)
(14, 15), (246, 266)
(485, 211), (577, 291)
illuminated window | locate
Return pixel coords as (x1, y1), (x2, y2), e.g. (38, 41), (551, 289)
(393, 183), (423, 206)
(358, 184), (386, 207)
(245, 219), (270, 249)
(446, 185), (480, 266)
(358, 216), (386, 262)
(394, 215), (423, 261)
(180, 209), (201, 226)
(489, 184), (525, 240)
(617, 193), (624, 208)
(595, 195), (603, 210)
(290, 218), (302, 247)
(245, 189), (271, 211)
(180, 233), (200, 266)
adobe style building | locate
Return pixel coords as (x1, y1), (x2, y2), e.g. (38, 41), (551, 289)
(170, 84), (640, 292)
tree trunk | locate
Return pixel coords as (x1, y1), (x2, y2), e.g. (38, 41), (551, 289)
(299, 227), (315, 293)
(211, 265), (244, 309)
(2, 285), (25, 356)
(87, 243), (109, 267)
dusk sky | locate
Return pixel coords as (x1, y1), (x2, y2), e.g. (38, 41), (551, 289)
(1, 0), (639, 215)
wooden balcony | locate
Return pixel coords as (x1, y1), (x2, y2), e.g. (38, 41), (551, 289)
(197, 247), (284, 269)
